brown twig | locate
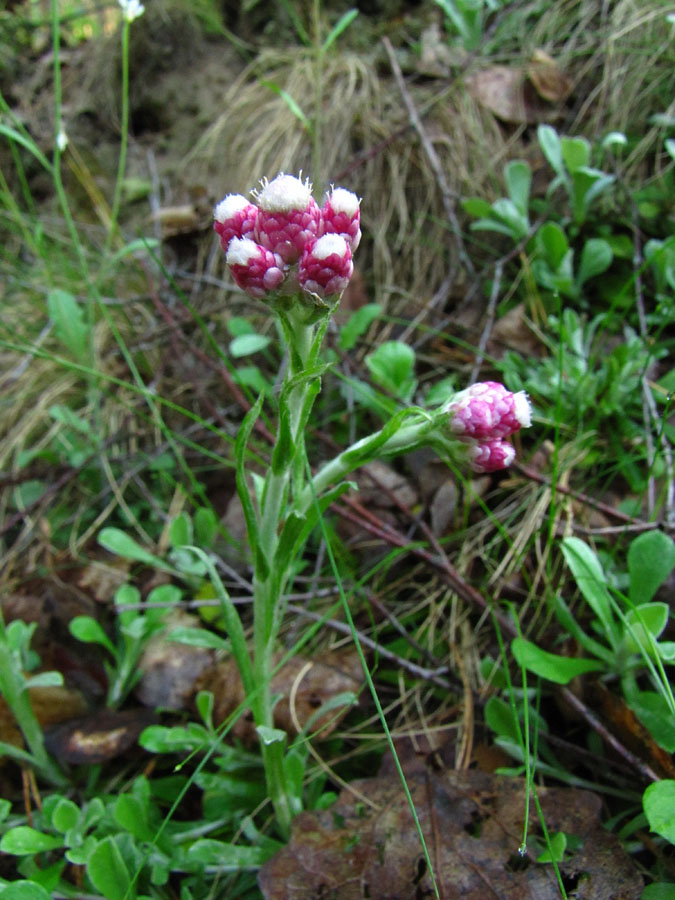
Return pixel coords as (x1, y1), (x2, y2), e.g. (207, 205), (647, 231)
(515, 463), (675, 535)
(382, 36), (475, 283)
(335, 495), (662, 784)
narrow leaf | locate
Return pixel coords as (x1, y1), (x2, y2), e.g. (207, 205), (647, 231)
(561, 537), (618, 647)
(321, 8), (358, 53)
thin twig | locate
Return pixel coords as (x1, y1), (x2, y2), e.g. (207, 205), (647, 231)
(382, 36), (475, 283)
(334, 496), (662, 783)
(516, 463), (674, 535)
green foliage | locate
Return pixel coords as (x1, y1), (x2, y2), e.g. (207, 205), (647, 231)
(432, 0), (502, 50)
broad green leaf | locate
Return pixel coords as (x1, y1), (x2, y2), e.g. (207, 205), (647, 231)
(229, 333), (272, 358)
(51, 797), (80, 834)
(256, 725), (286, 745)
(657, 642), (675, 661)
(139, 724), (209, 754)
(628, 692), (675, 752)
(0, 882), (53, 900)
(169, 512), (192, 548)
(505, 160), (531, 216)
(628, 531), (675, 605)
(365, 340), (416, 401)
(512, 638), (603, 684)
(462, 197), (493, 219)
(576, 238), (613, 287)
(0, 827), (63, 855)
(561, 135), (590, 172)
(622, 603), (670, 654)
(536, 830), (566, 862)
(227, 316), (255, 337)
(643, 780), (675, 844)
(24, 670), (64, 689)
(561, 537), (618, 647)
(195, 690), (214, 728)
(86, 836), (134, 900)
(98, 527), (174, 573)
(114, 795), (153, 842)
(643, 884), (675, 900)
(538, 222), (569, 272)
(571, 168), (615, 223)
(47, 289), (89, 360)
(538, 125), (563, 175)
(194, 507), (218, 546)
(69, 616), (117, 657)
(339, 303), (382, 351)
(491, 198), (528, 239)
(484, 696), (520, 744)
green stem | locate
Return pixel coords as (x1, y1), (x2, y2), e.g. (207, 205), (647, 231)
(0, 640), (66, 787)
(299, 414), (441, 513)
(104, 16), (131, 256)
(249, 313), (320, 837)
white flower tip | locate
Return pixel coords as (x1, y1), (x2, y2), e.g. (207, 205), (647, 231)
(214, 194), (250, 223)
(257, 173), (312, 212)
(118, 0), (144, 21)
(328, 187), (360, 217)
(226, 237), (260, 266)
(311, 234), (350, 260)
(514, 392), (532, 428)
(56, 128), (68, 152)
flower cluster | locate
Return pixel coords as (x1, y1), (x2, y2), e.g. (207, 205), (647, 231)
(214, 173), (359, 306)
(443, 381), (531, 473)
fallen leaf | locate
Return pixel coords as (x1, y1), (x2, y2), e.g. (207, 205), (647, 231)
(528, 49), (573, 103)
(467, 66), (561, 124)
(259, 768), (643, 900)
(0, 684), (89, 759)
(135, 610), (215, 710)
(44, 708), (156, 764)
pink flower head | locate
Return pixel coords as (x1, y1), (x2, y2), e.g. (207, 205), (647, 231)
(226, 238), (286, 299)
(254, 173), (320, 264)
(320, 187), (361, 251)
(469, 439), (516, 473)
(213, 194), (258, 251)
(445, 382), (531, 441)
(298, 234), (353, 299)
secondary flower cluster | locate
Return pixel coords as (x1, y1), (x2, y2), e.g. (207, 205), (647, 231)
(443, 382), (531, 473)
(214, 173), (359, 304)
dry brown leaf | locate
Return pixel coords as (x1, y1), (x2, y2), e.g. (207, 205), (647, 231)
(135, 610), (215, 710)
(259, 768), (643, 900)
(528, 49), (573, 103)
(0, 684), (89, 757)
(44, 708), (156, 764)
(486, 303), (545, 360)
(467, 66), (561, 124)
(198, 648), (363, 743)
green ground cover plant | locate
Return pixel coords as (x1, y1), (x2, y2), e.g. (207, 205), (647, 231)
(0, 1), (673, 898)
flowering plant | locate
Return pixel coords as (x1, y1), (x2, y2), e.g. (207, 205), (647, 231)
(210, 173), (531, 835)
